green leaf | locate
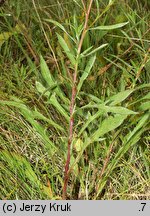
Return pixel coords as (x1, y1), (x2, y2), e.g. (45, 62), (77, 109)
(103, 105), (137, 115)
(106, 89), (134, 105)
(44, 19), (67, 32)
(1, 150), (39, 182)
(48, 93), (70, 122)
(82, 43), (108, 57)
(135, 83), (150, 90)
(33, 109), (64, 132)
(72, 0), (82, 7)
(40, 55), (54, 86)
(77, 55), (96, 94)
(141, 92), (150, 100)
(36, 81), (50, 97)
(81, 46), (93, 56)
(78, 103), (136, 136)
(40, 56), (69, 105)
(78, 109), (104, 136)
(92, 114), (127, 141)
(90, 22), (129, 31)
(139, 101), (150, 111)
(81, 93), (102, 103)
(44, 19), (75, 42)
(125, 112), (150, 143)
(57, 33), (76, 66)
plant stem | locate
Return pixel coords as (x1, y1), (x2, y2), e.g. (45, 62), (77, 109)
(62, 0), (93, 200)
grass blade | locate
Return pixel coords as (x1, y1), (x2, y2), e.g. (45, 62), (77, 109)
(0, 100), (57, 152)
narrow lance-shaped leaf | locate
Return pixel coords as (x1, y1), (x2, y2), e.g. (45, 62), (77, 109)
(57, 33), (76, 66)
(140, 92), (150, 100)
(36, 81), (50, 97)
(40, 56), (69, 105)
(48, 93), (70, 122)
(83, 43), (108, 57)
(90, 22), (129, 31)
(78, 109), (104, 136)
(135, 83), (150, 90)
(139, 102), (150, 111)
(106, 89), (134, 106)
(92, 114), (128, 142)
(102, 105), (137, 115)
(125, 112), (150, 143)
(21, 109), (57, 152)
(78, 103), (137, 136)
(44, 19), (75, 42)
(33, 109), (64, 132)
(40, 55), (54, 85)
(69, 111), (148, 185)
(81, 46), (93, 56)
(77, 55), (96, 94)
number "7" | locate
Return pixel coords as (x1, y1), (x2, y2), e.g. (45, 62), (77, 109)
(141, 203), (146, 211)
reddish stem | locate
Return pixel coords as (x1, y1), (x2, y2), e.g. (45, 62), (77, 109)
(62, 0), (93, 200)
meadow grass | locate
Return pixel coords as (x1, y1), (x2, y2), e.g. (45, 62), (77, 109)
(0, 0), (150, 199)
